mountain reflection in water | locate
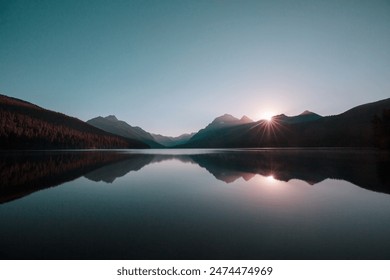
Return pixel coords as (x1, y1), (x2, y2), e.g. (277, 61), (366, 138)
(1, 149), (390, 260)
(1, 149), (389, 204)
(0, 151), (151, 203)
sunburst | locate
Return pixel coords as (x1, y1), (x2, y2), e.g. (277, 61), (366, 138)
(248, 116), (287, 146)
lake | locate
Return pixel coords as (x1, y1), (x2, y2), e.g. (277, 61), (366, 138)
(0, 149), (389, 259)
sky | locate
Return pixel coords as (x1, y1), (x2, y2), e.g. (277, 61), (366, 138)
(1, 0), (389, 136)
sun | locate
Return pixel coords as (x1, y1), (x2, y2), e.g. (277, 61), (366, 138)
(261, 111), (275, 122)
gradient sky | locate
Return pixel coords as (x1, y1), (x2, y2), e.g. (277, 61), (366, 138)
(1, 0), (389, 136)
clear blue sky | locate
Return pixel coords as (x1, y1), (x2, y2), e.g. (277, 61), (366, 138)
(1, 0), (389, 136)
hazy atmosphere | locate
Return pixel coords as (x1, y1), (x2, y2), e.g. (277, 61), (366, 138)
(1, 0), (389, 135)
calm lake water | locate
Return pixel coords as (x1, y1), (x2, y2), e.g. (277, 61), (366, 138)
(0, 149), (389, 259)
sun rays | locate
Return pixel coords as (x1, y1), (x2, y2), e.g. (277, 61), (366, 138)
(247, 116), (287, 146)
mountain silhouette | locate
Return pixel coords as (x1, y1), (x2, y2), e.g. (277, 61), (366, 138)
(0, 94), (149, 149)
(151, 132), (195, 147)
(87, 115), (197, 147)
(273, 110), (322, 124)
(206, 114), (253, 129)
(87, 115), (163, 148)
(1, 150), (388, 205)
(1, 93), (389, 149)
(187, 114), (253, 144)
(179, 98), (390, 148)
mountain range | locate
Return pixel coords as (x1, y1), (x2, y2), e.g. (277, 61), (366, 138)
(0, 94), (148, 149)
(150, 132), (196, 147)
(87, 115), (163, 148)
(1, 93), (389, 149)
(87, 115), (194, 147)
(178, 98), (390, 148)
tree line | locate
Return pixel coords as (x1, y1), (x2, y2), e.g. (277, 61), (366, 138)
(0, 101), (147, 149)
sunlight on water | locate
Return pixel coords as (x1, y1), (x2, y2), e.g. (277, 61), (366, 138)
(0, 149), (389, 259)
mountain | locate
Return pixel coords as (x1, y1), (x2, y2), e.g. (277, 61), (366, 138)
(204, 114), (253, 130)
(87, 115), (195, 147)
(187, 114), (253, 144)
(3, 93), (388, 149)
(179, 98), (390, 148)
(87, 115), (163, 148)
(0, 94), (149, 149)
(273, 110), (322, 124)
(151, 132), (195, 147)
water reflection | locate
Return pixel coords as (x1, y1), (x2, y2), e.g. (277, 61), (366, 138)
(187, 150), (390, 194)
(84, 154), (154, 183)
(1, 149), (390, 260)
(0, 151), (153, 203)
(1, 149), (389, 204)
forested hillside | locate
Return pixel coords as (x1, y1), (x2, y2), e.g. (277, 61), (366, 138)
(0, 94), (149, 149)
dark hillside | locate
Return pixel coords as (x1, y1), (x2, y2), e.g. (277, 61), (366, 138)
(0, 94), (149, 149)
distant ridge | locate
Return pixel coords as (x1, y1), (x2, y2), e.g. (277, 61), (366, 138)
(87, 115), (196, 147)
(240, 115), (253, 123)
(87, 115), (163, 148)
(0, 94), (149, 149)
(272, 111), (322, 124)
(151, 132), (195, 147)
(300, 110), (314, 115)
(207, 114), (253, 129)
